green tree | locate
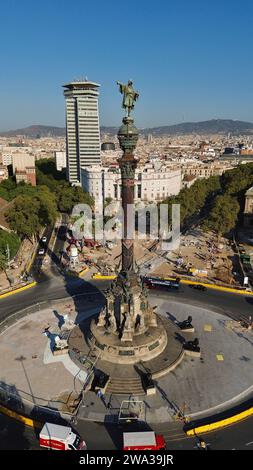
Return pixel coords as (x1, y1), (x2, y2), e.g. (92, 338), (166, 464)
(36, 158), (65, 180)
(36, 186), (58, 225)
(0, 230), (20, 259)
(202, 195), (240, 236)
(6, 195), (41, 240)
(0, 252), (7, 272)
(161, 175), (221, 228)
(55, 184), (94, 213)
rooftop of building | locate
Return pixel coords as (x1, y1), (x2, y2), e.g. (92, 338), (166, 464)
(183, 174), (197, 182)
(63, 80), (100, 90)
(245, 186), (253, 196)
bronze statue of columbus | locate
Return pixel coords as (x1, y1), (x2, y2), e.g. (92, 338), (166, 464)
(116, 80), (139, 117)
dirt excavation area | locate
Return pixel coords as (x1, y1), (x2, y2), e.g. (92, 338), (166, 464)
(77, 228), (241, 286)
(152, 229), (240, 285)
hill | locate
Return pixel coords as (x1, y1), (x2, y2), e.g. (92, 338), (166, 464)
(1, 119), (253, 137)
(0, 125), (65, 138)
(143, 119), (253, 136)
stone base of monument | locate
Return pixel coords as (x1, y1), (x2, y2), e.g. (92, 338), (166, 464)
(53, 347), (68, 356)
(179, 327), (195, 333)
(183, 338), (200, 357)
(89, 315), (168, 365)
(184, 348), (201, 358)
(68, 314), (185, 395)
(146, 386), (156, 396)
(92, 371), (110, 395)
(142, 374), (156, 396)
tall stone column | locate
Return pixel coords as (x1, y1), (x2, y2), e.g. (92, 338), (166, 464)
(118, 117), (139, 273)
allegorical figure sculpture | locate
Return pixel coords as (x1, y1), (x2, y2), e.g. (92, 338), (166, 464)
(117, 80), (139, 116)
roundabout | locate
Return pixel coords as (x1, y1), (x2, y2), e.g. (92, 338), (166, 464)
(0, 83), (253, 451)
(0, 276), (253, 449)
(0, 292), (252, 425)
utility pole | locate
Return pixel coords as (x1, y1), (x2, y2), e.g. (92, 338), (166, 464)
(6, 244), (10, 269)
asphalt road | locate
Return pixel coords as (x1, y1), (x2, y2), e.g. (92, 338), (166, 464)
(1, 270), (252, 323)
(1, 411), (253, 451)
(1, 223), (253, 450)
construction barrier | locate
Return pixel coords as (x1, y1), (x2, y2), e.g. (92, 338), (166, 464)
(91, 273), (252, 296)
(186, 406), (253, 436)
(179, 278), (253, 296)
(0, 281), (37, 300)
(78, 267), (89, 277)
(92, 273), (117, 280)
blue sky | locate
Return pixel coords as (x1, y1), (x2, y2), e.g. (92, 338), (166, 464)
(0, 0), (253, 130)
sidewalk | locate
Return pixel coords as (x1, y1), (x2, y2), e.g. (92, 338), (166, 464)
(0, 238), (36, 293)
(0, 298), (252, 423)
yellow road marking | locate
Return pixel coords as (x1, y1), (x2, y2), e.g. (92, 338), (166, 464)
(0, 281), (37, 300)
(78, 267), (89, 277)
(186, 406), (253, 436)
(92, 273), (253, 296)
(216, 354), (224, 361)
(0, 404), (41, 428)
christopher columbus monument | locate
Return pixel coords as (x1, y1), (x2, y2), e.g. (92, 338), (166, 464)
(68, 81), (185, 394)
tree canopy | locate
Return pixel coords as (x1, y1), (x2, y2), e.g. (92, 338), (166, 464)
(6, 186), (58, 240)
(0, 157), (94, 239)
(202, 195), (240, 236)
(162, 175), (221, 227)
(161, 163), (253, 236)
(0, 230), (20, 264)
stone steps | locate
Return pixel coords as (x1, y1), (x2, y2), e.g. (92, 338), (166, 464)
(106, 377), (145, 395)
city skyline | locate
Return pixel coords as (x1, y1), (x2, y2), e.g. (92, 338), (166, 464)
(1, 0), (253, 130)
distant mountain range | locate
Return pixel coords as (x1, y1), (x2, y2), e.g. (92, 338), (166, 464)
(1, 119), (253, 137)
(0, 125), (65, 138)
(142, 119), (253, 136)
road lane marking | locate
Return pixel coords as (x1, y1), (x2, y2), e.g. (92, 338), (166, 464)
(216, 354), (224, 361)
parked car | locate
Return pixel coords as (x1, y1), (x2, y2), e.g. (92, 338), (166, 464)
(189, 284), (206, 291)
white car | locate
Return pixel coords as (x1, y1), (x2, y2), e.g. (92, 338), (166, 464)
(41, 236), (47, 243)
(38, 248), (45, 256)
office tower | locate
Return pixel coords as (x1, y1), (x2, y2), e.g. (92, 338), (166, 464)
(63, 80), (101, 184)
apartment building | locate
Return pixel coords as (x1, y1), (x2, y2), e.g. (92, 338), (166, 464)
(182, 162), (233, 178)
(55, 151), (67, 171)
(63, 80), (101, 184)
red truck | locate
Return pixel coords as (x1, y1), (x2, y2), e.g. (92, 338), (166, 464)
(39, 423), (87, 451)
(123, 431), (166, 451)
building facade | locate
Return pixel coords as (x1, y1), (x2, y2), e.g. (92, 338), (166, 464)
(244, 186), (253, 227)
(63, 80), (101, 185)
(81, 162), (181, 206)
(55, 151), (66, 171)
(12, 154), (36, 186)
(182, 162), (233, 178)
(0, 165), (8, 182)
(12, 153), (35, 174)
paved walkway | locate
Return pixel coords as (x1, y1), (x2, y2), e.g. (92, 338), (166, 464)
(0, 296), (252, 422)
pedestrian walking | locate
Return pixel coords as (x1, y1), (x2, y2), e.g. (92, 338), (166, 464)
(197, 439), (208, 450)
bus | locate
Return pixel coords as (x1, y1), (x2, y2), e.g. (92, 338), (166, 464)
(143, 276), (180, 290)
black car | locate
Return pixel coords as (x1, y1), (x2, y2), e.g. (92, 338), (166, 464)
(189, 284), (206, 291)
